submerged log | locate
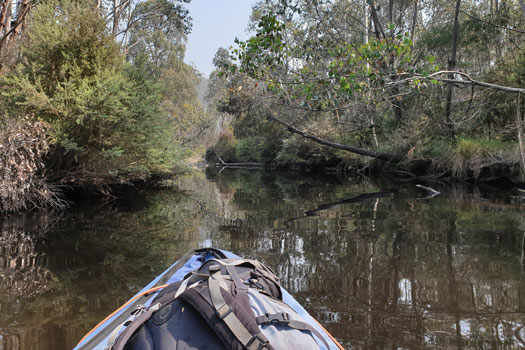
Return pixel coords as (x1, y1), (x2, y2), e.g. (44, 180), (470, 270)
(215, 155), (263, 168)
(216, 162), (263, 167)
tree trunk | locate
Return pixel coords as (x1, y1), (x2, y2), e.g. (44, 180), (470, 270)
(13, 0), (29, 36)
(445, 0), (461, 139)
(518, 93), (525, 181)
(267, 112), (401, 162)
(364, 1), (379, 147)
(112, 0), (120, 36)
(1, 0), (31, 56)
(0, 0), (12, 54)
(410, 0), (418, 43)
(367, 0), (385, 40)
(388, 0), (393, 25)
(0, 1), (9, 33)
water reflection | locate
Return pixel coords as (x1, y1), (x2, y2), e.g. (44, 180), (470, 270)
(0, 214), (58, 349)
(0, 215), (53, 298)
(0, 169), (524, 349)
(205, 170), (525, 349)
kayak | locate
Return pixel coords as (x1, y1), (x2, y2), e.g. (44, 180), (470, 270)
(73, 248), (344, 350)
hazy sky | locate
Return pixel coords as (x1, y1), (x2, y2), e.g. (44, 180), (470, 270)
(184, 1), (258, 78)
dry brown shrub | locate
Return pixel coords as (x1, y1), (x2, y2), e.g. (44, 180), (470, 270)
(0, 116), (65, 212)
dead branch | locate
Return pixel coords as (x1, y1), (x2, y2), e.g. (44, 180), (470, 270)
(388, 70), (525, 94)
(267, 112), (402, 162)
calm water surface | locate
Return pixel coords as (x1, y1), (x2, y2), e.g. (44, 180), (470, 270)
(1, 169), (525, 349)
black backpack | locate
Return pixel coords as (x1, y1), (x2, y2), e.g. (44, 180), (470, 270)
(109, 258), (330, 350)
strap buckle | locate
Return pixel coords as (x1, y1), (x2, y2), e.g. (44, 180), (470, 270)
(246, 333), (270, 350)
(216, 303), (232, 319)
(257, 312), (290, 325)
(272, 312), (290, 324)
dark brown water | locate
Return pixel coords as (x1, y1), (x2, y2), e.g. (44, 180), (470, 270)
(1, 169), (524, 349)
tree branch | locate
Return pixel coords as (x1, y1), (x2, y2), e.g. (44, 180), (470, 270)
(266, 112), (401, 162)
(0, 0), (31, 49)
(387, 70), (525, 94)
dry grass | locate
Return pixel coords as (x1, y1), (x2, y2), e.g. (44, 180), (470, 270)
(451, 137), (516, 178)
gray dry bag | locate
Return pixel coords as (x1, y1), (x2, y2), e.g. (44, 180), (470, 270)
(108, 258), (330, 350)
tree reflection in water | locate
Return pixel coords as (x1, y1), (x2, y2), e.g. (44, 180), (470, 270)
(0, 214), (56, 349)
(1, 170), (524, 349)
(208, 171), (525, 349)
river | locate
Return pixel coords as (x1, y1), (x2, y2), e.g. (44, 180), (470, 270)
(1, 169), (524, 349)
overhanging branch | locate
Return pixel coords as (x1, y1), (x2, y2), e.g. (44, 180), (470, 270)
(267, 112), (401, 162)
(388, 70), (525, 94)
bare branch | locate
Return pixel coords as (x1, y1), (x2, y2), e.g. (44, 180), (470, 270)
(267, 112), (401, 162)
(387, 70), (525, 94)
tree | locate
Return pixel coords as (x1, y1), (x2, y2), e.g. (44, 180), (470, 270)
(445, 0), (461, 138)
(0, 0), (186, 183)
(0, 0), (32, 68)
(226, 1), (427, 162)
(116, 0), (191, 51)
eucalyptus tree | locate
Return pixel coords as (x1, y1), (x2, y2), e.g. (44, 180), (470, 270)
(221, 0), (431, 162)
(124, 0), (191, 69)
(121, 0), (212, 148)
(0, 0), (32, 67)
(96, 0), (191, 45)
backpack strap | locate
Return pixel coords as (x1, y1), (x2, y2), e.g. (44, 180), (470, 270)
(208, 268), (270, 350)
(255, 312), (331, 349)
(206, 259), (282, 299)
(111, 303), (161, 350)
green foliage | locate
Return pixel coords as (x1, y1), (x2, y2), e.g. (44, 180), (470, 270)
(420, 138), (453, 160)
(212, 130), (238, 163)
(0, 0), (185, 183)
(233, 13), (286, 77)
(209, 0), (525, 178)
(127, 0), (191, 74)
(455, 137), (511, 157)
(235, 137), (265, 162)
(275, 134), (339, 167)
(230, 11), (434, 111)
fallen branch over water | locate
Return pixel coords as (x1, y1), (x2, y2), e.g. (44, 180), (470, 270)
(267, 113), (402, 162)
(215, 154), (263, 168)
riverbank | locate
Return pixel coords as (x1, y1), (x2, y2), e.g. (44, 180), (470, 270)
(2, 143), (523, 215)
(206, 146), (525, 192)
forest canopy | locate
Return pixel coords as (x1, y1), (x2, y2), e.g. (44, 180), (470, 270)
(207, 0), (525, 184)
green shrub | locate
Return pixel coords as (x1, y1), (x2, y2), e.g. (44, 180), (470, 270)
(275, 135), (339, 166)
(0, 0), (184, 182)
(235, 137), (265, 162)
(212, 129), (238, 162)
